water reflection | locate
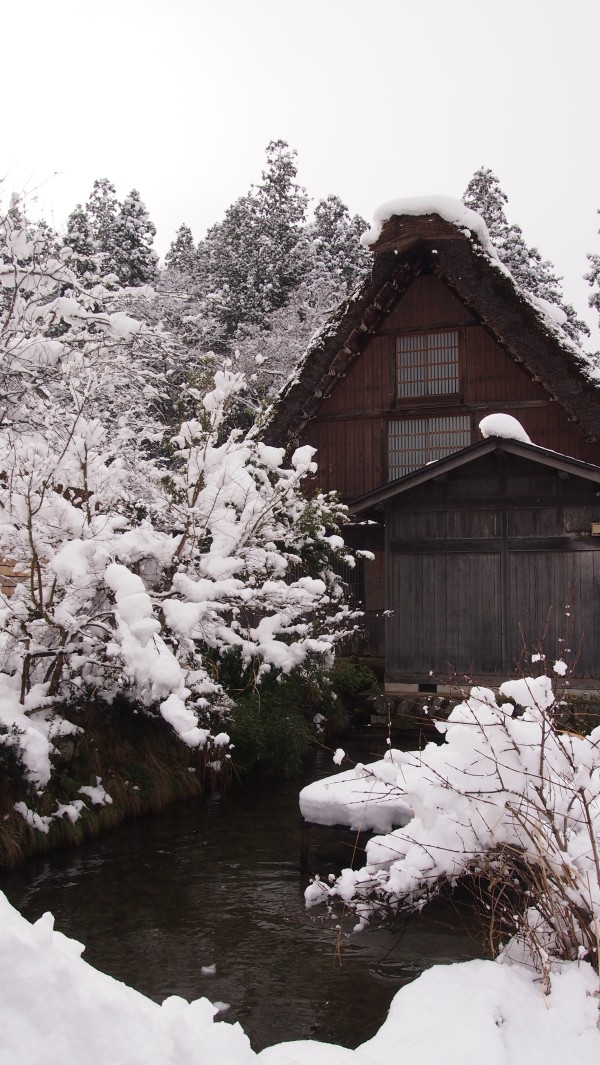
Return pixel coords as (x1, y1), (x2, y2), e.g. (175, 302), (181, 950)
(1, 741), (488, 1051)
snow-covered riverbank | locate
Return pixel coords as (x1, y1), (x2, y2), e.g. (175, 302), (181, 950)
(2, 889), (598, 1065)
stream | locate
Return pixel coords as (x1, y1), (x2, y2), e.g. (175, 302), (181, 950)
(1, 739), (487, 1051)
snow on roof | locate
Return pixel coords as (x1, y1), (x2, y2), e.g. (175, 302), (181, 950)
(479, 413), (532, 444)
(360, 195), (597, 375)
(361, 194), (499, 260)
(266, 198), (600, 450)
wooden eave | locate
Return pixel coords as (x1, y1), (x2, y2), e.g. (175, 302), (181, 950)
(264, 261), (418, 446)
(265, 213), (600, 449)
(349, 437), (600, 515)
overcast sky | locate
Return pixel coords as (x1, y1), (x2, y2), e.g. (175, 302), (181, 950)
(3, 0), (599, 344)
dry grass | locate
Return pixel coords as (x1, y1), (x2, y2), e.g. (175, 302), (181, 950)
(0, 701), (230, 868)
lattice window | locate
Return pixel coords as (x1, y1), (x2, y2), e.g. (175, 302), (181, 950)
(388, 415), (471, 479)
(396, 329), (459, 397)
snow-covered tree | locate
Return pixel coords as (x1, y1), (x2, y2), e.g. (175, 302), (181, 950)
(197, 140), (309, 336)
(0, 199), (358, 800)
(191, 186), (369, 400)
(112, 189), (159, 286)
(230, 277), (345, 409)
(585, 208), (600, 327)
(66, 181), (158, 288)
(62, 203), (101, 283)
(463, 167), (511, 247)
(165, 223), (197, 274)
(307, 194), (370, 292)
(83, 177), (120, 277)
(464, 167), (589, 342)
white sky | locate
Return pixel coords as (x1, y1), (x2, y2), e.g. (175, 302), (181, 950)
(3, 0), (599, 345)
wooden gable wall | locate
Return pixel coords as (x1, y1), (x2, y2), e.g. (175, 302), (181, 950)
(301, 275), (600, 501)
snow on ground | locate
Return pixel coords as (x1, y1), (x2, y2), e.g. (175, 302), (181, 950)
(0, 890), (255, 1065)
(1, 885), (599, 1065)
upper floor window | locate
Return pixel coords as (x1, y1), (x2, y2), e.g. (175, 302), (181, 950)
(396, 329), (459, 398)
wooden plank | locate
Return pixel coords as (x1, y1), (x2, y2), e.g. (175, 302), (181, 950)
(382, 275), (475, 331)
(391, 538), (503, 553)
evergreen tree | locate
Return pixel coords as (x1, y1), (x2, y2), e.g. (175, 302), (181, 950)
(585, 209), (600, 327)
(165, 223), (197, 274)
(63, 203), (100, 282)
(197, 140), (309, 335)
(67, 181), (158, 287)
(463, 167), (511, 248)
(84, 177), (120, 275)
(464, 167), (589, 342)
(308, 194), (370, 292)
(112, 189), (159, 286)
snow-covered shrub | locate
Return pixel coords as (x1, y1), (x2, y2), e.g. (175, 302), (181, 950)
(306, 676), (600, 974)
(0, 202), (359, 797)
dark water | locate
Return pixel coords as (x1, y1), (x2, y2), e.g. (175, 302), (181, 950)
(0, 741), (487, 1051)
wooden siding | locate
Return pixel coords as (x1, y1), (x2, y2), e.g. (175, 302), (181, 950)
(464, 326), (543, 403)
(301, 274), (600, 500)
(389, 552), (502, 677)
(302, 419), (385, 498)
(318, 334), (390, 417)
(0, 559), (25, 598)
(385, 456), (600, 683)
(382, 275), (474, 331)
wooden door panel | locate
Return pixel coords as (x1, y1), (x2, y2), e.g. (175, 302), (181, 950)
(390, 552), (502, 678)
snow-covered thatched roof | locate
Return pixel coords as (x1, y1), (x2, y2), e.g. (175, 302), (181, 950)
(266, 199), (600, 449)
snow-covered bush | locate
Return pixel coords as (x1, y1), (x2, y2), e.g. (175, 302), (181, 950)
(0, 201), (358, 796)
(306, 676), (600, 975)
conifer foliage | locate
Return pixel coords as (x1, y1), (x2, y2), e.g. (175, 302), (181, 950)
(463, 167), (589, 342)
(158, 141), (369, 401)
(112, 189), (159, 287)
(196, 139), (309, 335)
(165, 223), (197, 274)
(64, 180), (158, 287)
(307, 194), (370, 292)
(585, 208), (600, 328)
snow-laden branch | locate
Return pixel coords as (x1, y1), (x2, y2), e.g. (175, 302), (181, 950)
(305, 677), (600, 971)
(0, 208), (359, 793)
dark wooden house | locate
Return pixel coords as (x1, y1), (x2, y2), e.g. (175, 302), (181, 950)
(267, 208), (600, 692)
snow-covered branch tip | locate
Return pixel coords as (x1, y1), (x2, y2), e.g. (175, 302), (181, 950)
(305, 676), (600, 974)
(0, 223), (361, 795)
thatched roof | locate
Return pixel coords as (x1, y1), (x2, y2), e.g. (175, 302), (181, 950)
(266, 212), (600, 448)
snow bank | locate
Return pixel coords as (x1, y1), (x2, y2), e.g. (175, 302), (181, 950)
(356, 958), (600, 1065)
(300, 759), (413, 833)
(0, 890), (255, 1065)
(2, 889), (598, 1065)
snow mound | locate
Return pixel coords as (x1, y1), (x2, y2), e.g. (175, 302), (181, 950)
(479, 412), (532, 443)
(1, 889), (599, 1065)
(0, 890), (255, 1065)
